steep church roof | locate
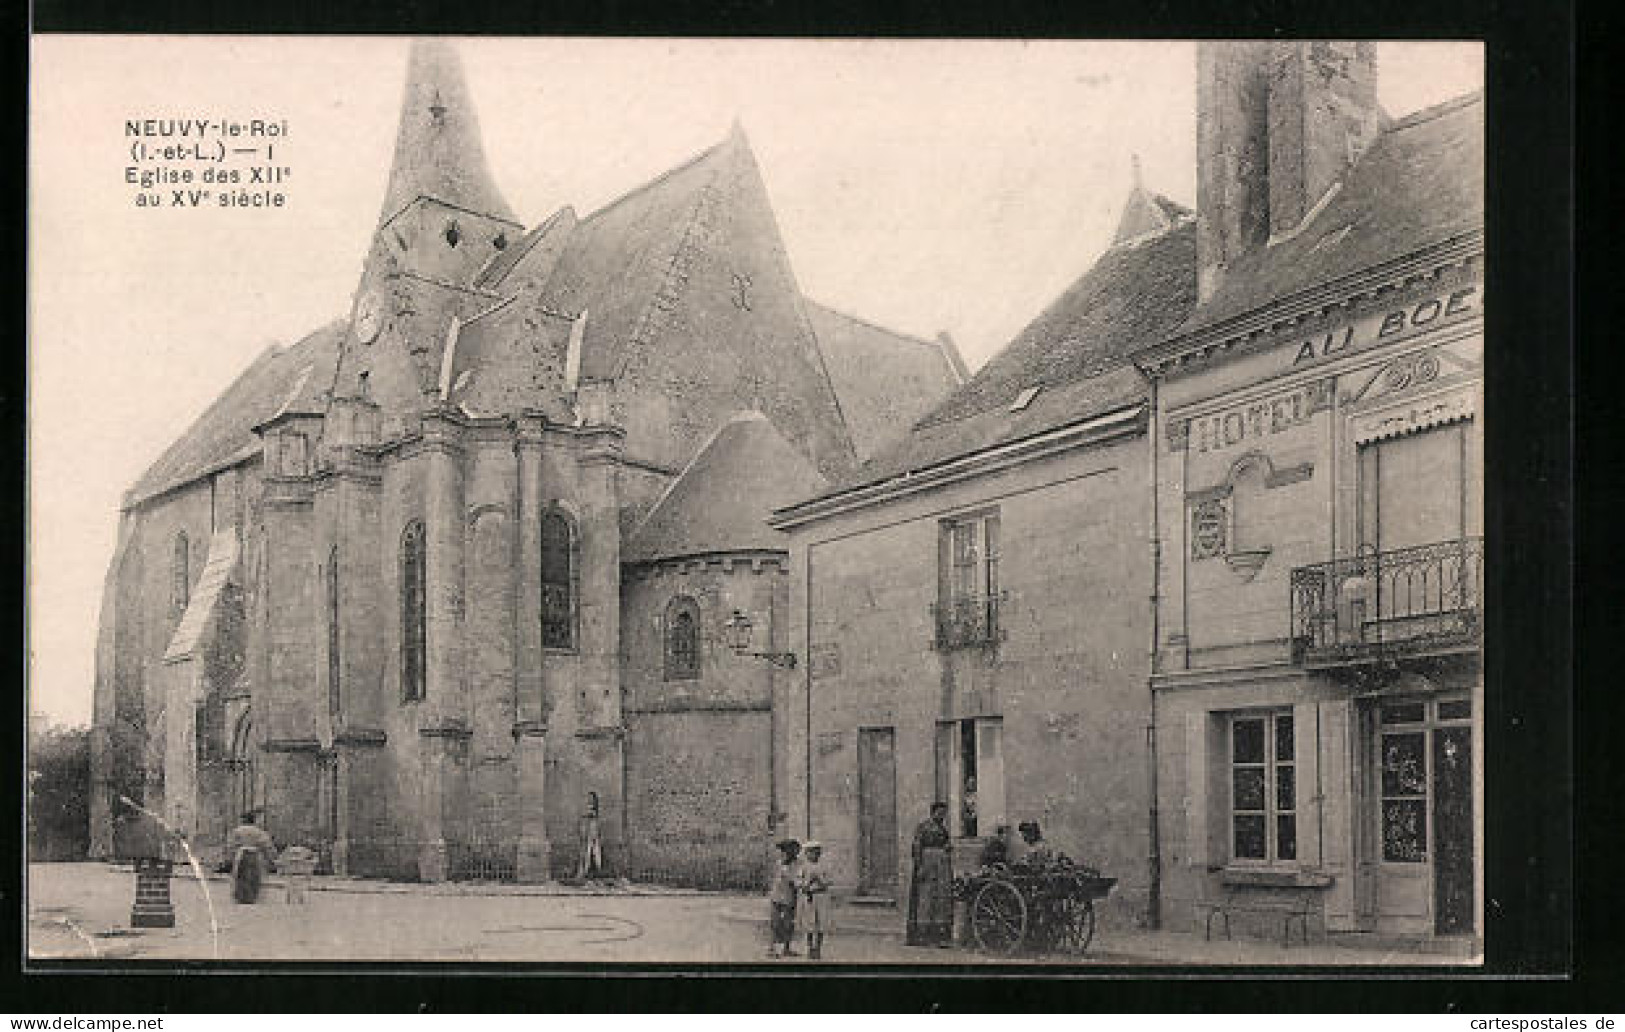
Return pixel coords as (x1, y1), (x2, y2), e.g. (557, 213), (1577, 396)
(376, 41), (519, 229)
(521, 123), (865, 481)
(125, 322), (344, 508)
(534, 135), (735, 382)
(123, 49), (955, 506)
(623, 410), (827, 563)
(802, 301), (965, 461)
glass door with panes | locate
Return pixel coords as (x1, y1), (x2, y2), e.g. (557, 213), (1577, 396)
(935, 717), (1004, 842)
(1372, 696), (1475, 935)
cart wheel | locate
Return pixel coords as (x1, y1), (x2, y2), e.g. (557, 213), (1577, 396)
(1061, 898), (1097, 955)
(971, 880), (1027, 954)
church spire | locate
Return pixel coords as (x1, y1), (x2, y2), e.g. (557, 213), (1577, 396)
(1111, 154), (1187, 247)
(377, 40), (518, 228)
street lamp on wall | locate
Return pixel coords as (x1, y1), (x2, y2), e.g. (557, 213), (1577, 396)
(724, 609), (797, 670)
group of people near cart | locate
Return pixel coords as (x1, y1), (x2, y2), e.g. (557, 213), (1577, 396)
(769, 803), (1065, 956)
(903, 801), (1058, 948)
(766, 838), (834, 958)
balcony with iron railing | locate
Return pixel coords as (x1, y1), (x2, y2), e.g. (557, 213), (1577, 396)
(1289, 536), (1483, 667)
(930, 592), (1007, 651)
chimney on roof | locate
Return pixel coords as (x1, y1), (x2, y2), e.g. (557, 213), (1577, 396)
(1267, 43), (1383, 239)
(1196, 42), (1383, 301)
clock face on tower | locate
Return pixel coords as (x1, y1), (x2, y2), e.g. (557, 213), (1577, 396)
(354, 290), (383, 344)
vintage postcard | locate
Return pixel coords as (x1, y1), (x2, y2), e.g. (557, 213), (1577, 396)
(27, 35), (1485, 966)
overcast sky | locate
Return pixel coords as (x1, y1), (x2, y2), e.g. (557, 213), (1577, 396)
(28, 37), (1482, 726)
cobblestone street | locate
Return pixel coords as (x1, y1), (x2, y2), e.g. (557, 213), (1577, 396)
(28, 864), (1474, 966)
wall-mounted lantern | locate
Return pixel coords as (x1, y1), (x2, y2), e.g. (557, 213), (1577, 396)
(724, 609), (797, 670)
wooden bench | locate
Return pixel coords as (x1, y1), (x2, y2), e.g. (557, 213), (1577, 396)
(1199, 869), (1334, 948)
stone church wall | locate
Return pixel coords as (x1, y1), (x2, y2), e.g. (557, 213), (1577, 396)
(620, 559), (786, 888)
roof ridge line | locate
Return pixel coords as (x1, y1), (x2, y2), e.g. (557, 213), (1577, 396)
(126, 320), (347, 504)
(1387, 90), (1483, 132)
(624, 412), (743, 547)
(613, 165), (725, 378)
(804, 297), (941, 350)
(379, 193), (525, 236)
(397, 268), (504, 299)
(474, 207), (565, 288)
(577, 135), (731, 227)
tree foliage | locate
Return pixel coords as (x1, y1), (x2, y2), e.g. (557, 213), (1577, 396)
(29, 724), (90, 861)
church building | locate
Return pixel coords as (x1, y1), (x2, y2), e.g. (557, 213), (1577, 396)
(88, 41), (963, 884)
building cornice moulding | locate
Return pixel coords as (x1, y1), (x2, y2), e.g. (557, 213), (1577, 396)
(1137, 233), (1484, 378)
(769, 404), (1146, 531)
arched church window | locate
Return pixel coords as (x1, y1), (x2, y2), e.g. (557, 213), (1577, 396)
(665, 596), (701, 681)
(400, 521), (426, 702)
(228, 709), (258, 819)
(540, 509), (578, 651)
(327, 546), (341, 716)
(172, 531), (190, 609)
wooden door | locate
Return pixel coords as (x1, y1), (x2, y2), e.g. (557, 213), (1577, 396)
(857, 727), (898, 896)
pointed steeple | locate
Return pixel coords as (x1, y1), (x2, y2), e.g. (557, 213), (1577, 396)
(377, 40), (518, 228)
(1111, 155), (1190, 247)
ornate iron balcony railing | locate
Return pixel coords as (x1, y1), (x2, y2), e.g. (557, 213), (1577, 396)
(1290, 536), (1483, 666)
(930, 592), (1006, 651)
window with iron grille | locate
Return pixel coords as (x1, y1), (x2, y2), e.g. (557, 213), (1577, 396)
(541, 509), (578, 651)
(665, 596), (701, 681)
(327, 546), (341, 716)
(1229, 711), (1296, 863)
(934, 511), (1001, 649)
(400, 521), (426, 703)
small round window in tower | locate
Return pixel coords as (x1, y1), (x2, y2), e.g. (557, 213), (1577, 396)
(444, 220), (461, 248)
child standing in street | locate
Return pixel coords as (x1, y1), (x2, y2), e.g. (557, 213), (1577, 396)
(798, 840), (831, 960)
(768, 839), (801, 958)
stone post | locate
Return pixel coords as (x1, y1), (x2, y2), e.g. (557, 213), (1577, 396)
(259, 471), (320, 851)
(513, 412), (547, 724)
(416, 408), (469, 881)
(577, 426), (624, 730)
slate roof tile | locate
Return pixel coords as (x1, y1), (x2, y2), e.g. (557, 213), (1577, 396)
(803, 301), (964, 461)
(125, 322), (344, 507)
(623, 410), (827, 563)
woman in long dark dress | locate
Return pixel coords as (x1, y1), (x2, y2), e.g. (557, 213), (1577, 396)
(905, 802), (954, 946)
(226, 811), (276, 904)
